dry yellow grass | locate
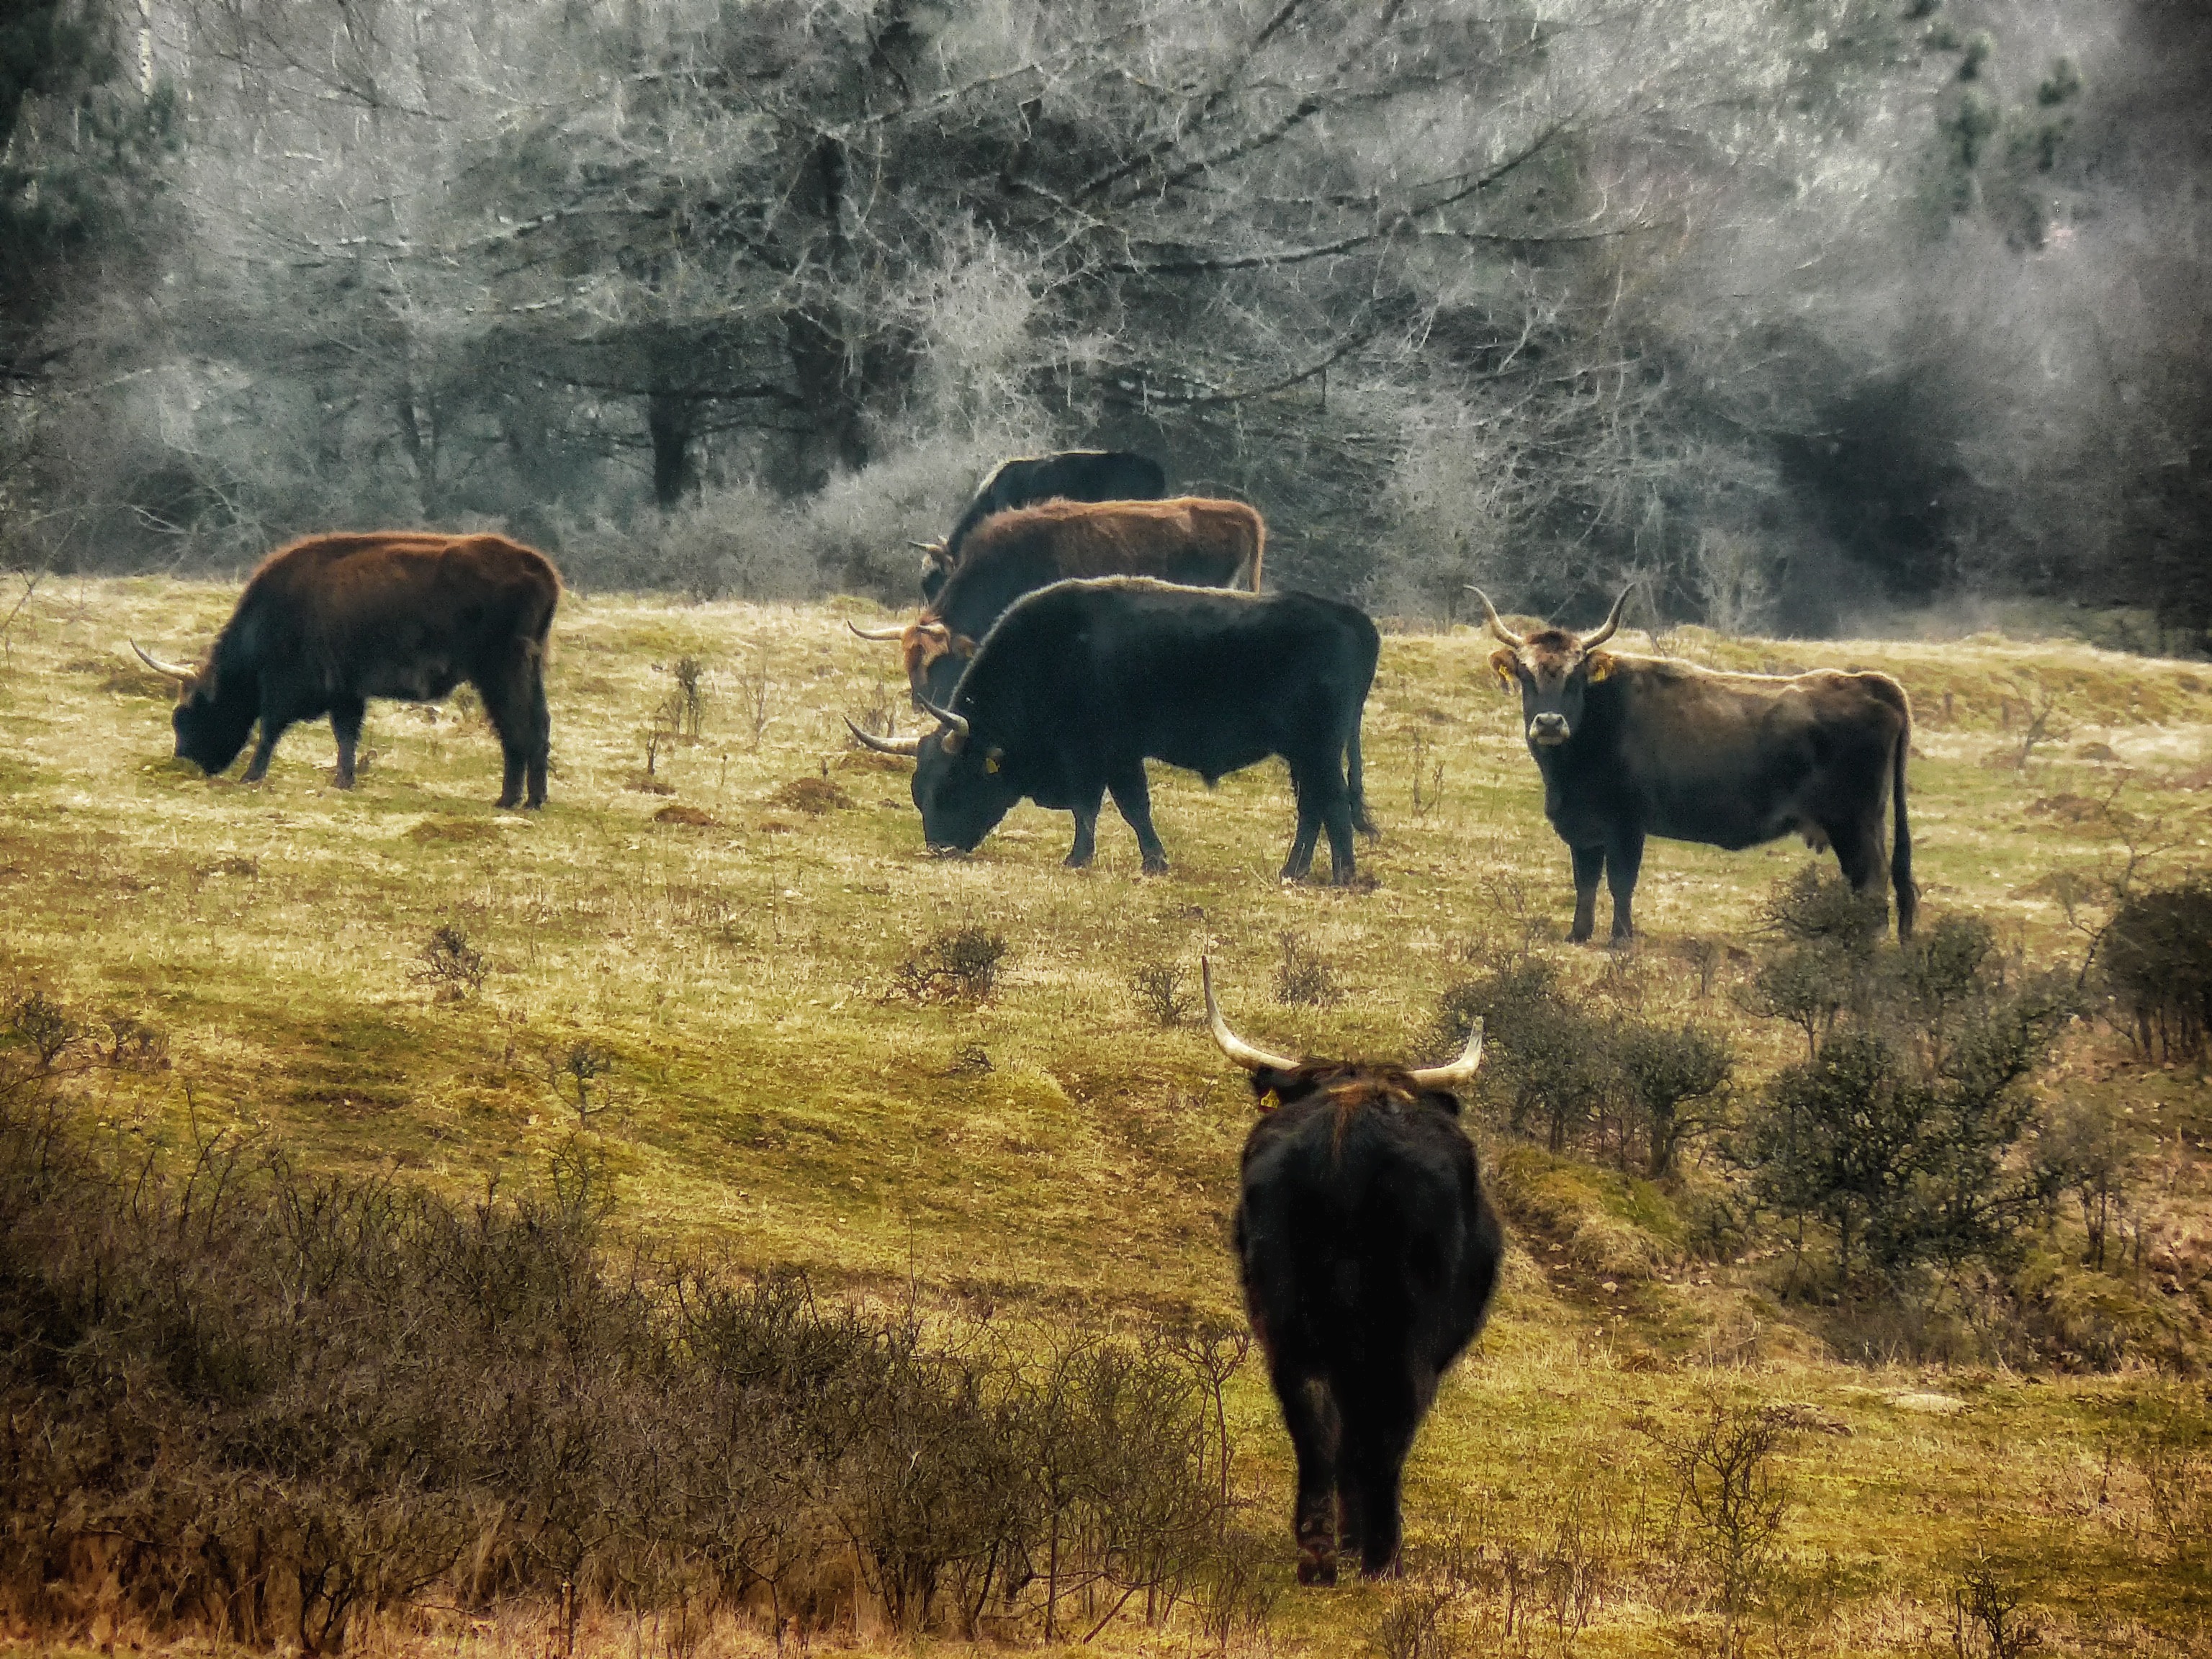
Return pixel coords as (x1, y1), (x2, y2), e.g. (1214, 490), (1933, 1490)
(2, 575), (2209, 1656)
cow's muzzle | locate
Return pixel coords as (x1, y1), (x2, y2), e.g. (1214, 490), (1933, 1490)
(1529, 713), (1570, 745)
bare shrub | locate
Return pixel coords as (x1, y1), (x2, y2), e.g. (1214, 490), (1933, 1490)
(0, 1091), (1257, 1650)
(2100, 876), (2212, 1062)
(895, 925), (1007, 1003)
(1655, 1399), (1797, 1659)
(413, 922), (489, 1003)
(1948, 1552), (2039, 1659)
(1272, 932), (1341, 1008)
(1130, 961), (1195, 1027)
(667, 655), (708, 738)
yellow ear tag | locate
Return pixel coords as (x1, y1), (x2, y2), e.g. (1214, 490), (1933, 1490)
(1586, 651), (1615, 684)
(983, 754), (1001, 774)
(1259, 1089), (1280, 1112)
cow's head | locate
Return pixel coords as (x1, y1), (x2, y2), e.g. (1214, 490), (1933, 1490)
(847, 616), (981, 708)
(917, 539), (954, 606)
(845, 697), (1019, 855)
(1471, 587), (1629, 748)
(132, 642), (256, 774)
(1203, 958), (1485, 1112)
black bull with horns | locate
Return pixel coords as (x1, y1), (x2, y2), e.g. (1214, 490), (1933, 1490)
(1474, 586), (1916, 943)
(131, 531), (561, 807)
(848, 577), (1378, 881)
(1204, 959), (1503, 1583)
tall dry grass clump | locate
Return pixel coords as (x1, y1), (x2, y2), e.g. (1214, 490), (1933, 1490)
(0, 1025), (1266, 1654)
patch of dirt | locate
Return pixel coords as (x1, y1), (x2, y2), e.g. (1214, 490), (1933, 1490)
(652, 804), (718, 827)
(770, 776), (854, 814)
(407, 817), (498, 844)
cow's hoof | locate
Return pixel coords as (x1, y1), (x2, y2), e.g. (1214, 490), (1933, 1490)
(1295, 1554), (1338, 1588)
(1141, 858), (1169, 875)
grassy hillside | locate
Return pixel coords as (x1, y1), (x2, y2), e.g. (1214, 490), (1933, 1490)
(2, 576), (2209, 1657)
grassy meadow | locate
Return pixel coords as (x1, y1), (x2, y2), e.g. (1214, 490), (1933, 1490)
(2, 573), (2210, 1658)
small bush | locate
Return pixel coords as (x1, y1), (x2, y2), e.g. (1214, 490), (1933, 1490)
(1655, 1398), (1797, 1659)
(412, 922), (488, 1002)
(896, 925), (1007, 1002)
(1272, 932), (1340, 1008)
(1130, 960), (1196, 1027)
(2100, 876), (2212, 1062)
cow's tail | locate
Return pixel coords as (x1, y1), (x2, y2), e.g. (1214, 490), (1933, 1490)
(1348, 724), (1375, 836)
(1892, 693), (1917, 940)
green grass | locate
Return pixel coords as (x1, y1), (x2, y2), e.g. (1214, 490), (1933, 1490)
(3, 577), (2210, 1655)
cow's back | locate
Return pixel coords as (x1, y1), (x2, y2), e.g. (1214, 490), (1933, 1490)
(1578, 658), (1909, 850)
(1237, 1099), (1497, 1374)
(962, 579), (1375, 770)
(234, 534), (560, 662)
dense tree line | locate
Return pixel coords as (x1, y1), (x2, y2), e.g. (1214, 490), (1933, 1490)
(1, 0), (2205, 639)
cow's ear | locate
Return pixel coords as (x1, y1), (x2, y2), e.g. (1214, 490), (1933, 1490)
(982, 748), (1004, 775)
(1250, 1066), (1290, 1109)
(1487, 647), (1521, 691)
(1584, 649), (1617, 684)
(952, 634), (979, 659)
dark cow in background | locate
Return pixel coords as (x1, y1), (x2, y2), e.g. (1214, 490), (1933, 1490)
(855, 497), (1265, 708)
(1205, 959), (1501, 1583)
(132, 532), (561, 807)
(919, 448), (1168, 603)
(1475, 587), (1915, 943)
(849, 576), (1375, 880)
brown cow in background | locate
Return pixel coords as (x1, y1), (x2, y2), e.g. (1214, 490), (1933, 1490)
(854, 496), (1265, 706)
(132, 532), (561, 807)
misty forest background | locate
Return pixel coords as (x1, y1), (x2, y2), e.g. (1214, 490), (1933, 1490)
(1, 0), (2206, 642)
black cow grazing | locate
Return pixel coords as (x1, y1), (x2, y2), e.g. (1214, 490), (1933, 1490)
(855, 496), (1264, 709)
(131, 532), (561, 807)
(848, 577), (1377, 881)
(919, 448), (1168, 603)
(1205, 959), (1501, 1583)
(1475, 587), (1916, 943)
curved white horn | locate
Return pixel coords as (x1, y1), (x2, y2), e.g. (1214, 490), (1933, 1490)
(1466, 588), (1525, 649)
(844, 717), (921, 757)
(1581, 586), (1633, 650)
(1202, 958), (1299, 1074)
(1408, 1015), (1485, 1090)
(848, 619), (909, 642)
(916, 695), (970, 739)
(130, 641), (196, 680)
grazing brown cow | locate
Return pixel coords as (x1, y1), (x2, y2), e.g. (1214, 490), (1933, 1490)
(1206, 960), (1502, 1583)
(853, 496), (1264, 706)
(132, 532), (560, 807)
(1476, 587), (1916, 943)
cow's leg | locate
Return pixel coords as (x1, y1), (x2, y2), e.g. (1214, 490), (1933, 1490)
(241, 707), (292, 783)
(1829, 814), (1887, 909)
(474, 657), (540, 809)
(1568, 845), (1606, 943)
(1107, 762), (1169, 873)
(1604, 827), (1645, 945)
(1270, 1367), (1342, 1587)
(328, 694), (367, 789)
(1064, 788), (1105, 868)
(1282, 757), (1331, 881)
(1336, 1365), (1422, 1578)
(522, 654), (551, 807)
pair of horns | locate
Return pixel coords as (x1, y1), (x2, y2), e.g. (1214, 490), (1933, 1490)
(130, 641), (195, 680)
(1201, 958), (1485, 1089)
(843, 693), (968, 758)
(1468, 587), (1631, 652)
